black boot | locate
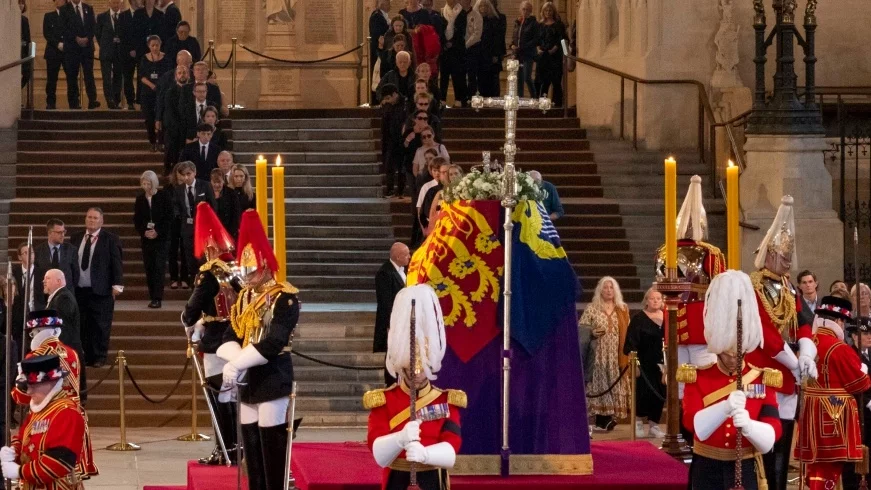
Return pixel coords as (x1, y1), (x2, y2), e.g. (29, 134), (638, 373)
(259, 423), (289, 490)
(198, 445), (224, 466)
(241, 423), (265, 490)
(217, 395), (239, 465)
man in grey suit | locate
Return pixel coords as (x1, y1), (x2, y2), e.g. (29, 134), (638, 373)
(32, 218), (80, 310)
(43, 268), (87, 400)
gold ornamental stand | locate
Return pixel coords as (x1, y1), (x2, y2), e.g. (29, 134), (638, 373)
(654, 269), (692, 460)
(106, 351), (141, 451)
(178, 342), (211, 442)
(629, 351), (638, 442)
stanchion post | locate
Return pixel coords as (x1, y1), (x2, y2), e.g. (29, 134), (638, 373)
(106, 351), (141, 451)
(208, 40), (215, 72)
(231, 38), (237, 109)
(365, 36), (372, 105)
(629, 351), (637, 442)
(178, 342), (210, 442)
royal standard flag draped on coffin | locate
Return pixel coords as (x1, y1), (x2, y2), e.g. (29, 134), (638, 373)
(407, 199), (580, 361)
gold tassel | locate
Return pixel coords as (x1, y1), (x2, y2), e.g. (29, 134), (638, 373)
(858, 445), (870, 474)
(676, 364), (697, 384)
(762, 368), (783, 389)
(754, 452), (768, 490)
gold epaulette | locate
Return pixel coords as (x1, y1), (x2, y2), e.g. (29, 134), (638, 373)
(362, 388), (387, 410)
(676, 364), (698, 384)
(447, 389), (467, 408)
(761, 368), (783, 389)
(278, 281), (299, 295)
(199, 258), (232, 274)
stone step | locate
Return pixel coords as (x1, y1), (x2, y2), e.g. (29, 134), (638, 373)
(111, 302), (375, 323)
(442, 127), (587, 139)
(444, 139), (590, 151)
(111, 321), (375, 339)
(19, 119), (146, 131)
(233, 152), (379, 164)
(441, 118), (579, 129)
(447, 150), (595, 163)
(231, 129), (374, 141)
(109, 335), (372, 352)
(231, 140), (378, 153)
(231, 118), (375, 130)
(106, 349), (384, 367)
(85, 408), (368, 428)
(18, 151), (163, 164)
(25, 109), (144, 120)
(18, 129), (149, 141)
(16, 162), (381, 177)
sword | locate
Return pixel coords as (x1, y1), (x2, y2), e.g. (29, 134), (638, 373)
(283, 382), (298, 490)
(20, 226), (33, 362)
(190, 342), (231, 466)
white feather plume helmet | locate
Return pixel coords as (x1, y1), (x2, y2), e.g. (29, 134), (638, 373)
(676, 175), (707, 241)
(753, 195), (797, 270)
(385, 284), (447, 381)
(703, 270), (764, 354)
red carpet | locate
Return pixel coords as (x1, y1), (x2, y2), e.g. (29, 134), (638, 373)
(169, 441), (687, 490)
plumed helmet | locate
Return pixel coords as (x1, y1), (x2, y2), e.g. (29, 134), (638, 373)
(386, 284), (447, 381)
(194, 202), (235, 262)
(676, 175), (708, 241)
(235, 209), (278, 283)
(754, 195), (796, 271)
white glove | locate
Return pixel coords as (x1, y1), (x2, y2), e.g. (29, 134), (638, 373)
(216, 341), (242, 362)
(693, 400), (732, 441)
(57, 42), (63, 51)
(0, 447), (15, 463)
(217, 383), (237, 404)
(222, 362), (241, 387)
(372, 420), (421, 468)
(798, 355), (818, 379)
(738, 417), (776, 454)
(399, 420), (421, 447)
(405, 441), (428, 463)
(229, 345), (268, 371)
(862, 363), (869, 375)
(731, 408), (751, 430)
(727, 390), (746, 413)
(798, 338), (819, 379)
(1, 461), (19, 480)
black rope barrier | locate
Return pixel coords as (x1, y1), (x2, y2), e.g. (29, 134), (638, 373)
(238, 43), (363, 64)
(81, 361), (117, 395)
(638, 368), (666, 402)
(200, 46), (212, 63)
(124, 357), (190, 404)
(291, 350), (383, 371)
(211, 50), (233, 70)
(587, 365), (630, 399)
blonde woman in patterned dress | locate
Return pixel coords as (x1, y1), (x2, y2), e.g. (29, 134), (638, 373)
(581, 276), (631, 431)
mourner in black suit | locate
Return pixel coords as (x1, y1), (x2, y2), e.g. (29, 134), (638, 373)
(43, 0), (69, 109)
(158, 0), (182, 49)
(32, 218), (80, 310)
(43, 272), (87, 400)
(70, 208), (124, 367)
(95, 0), (134, 109)
(131, 0), (163, 59)
(373, 242), (410, 386)
(133, 174), (174, 308)
(161, 64), (189, 173)
(180, 82), (217, 141)
(172, 162), (217, 282)
(118, 6), (137, 109)
(163, 20), (201, 63)
(209, 169), (241, 240)
(179, 123), (220, 181)
(61, 0), (100, 109)
(368, 0), (390, 104)
(11, 244), (34, 357)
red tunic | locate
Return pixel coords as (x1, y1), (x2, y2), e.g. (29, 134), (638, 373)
(365, 383), (463, 490)
(682, 363), (782, 460)
(11, 395), (85, 490)
(744, 270), (812, 396)
(794, 328), (871, 463)
(10, 338), (97, 478)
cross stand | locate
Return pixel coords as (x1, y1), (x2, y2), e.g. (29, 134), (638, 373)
(470, 58), (551, 476)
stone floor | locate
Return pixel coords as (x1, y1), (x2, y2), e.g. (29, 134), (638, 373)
(88, 423), (662, 488)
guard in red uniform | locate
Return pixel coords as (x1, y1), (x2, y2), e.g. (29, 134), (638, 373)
(744, 195), (813, 490)
(11, 310), (97, 480)
(364, 284), (465, 490)
(655, 175), (726, 442)
(1, 354), (85, 490)
(682, 270), (782, 490)
(795, 295), (871, 490)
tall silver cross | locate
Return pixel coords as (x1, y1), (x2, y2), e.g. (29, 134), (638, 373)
(470, 58), (550, 476)
(470, 59), (551, 208)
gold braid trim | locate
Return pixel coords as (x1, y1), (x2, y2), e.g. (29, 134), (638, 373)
(447, 389), (468, 408)
(751, 269), (798, 335)
(199, 258), (233, 274)
(676, 364), (697, 384)
(230, 282), (298, 347)
(362, 389), (387, 410)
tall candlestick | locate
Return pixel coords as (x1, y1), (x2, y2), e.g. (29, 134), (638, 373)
(255, 155), (268, 232)
(664, 157), (677, 270)
(272, 156), (286, 283)
(726, 160), (740, 270)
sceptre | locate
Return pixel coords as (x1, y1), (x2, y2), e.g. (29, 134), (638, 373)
(4, 263), (13, 490)
(731, 299), (745, 490)
(407, 299), (420, 490)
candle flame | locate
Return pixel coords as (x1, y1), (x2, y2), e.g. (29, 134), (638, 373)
(728, 159), (735, 168)
(665, 156), (676, 164)
(276, 155), (282, 167)
(258, 154), (264, 160)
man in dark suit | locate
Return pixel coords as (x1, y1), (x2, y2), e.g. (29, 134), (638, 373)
(70, 207), (123, 367)
(95, 0), (130, 109)
(797, 269), (819, 327)
(161, 63), (190, 173)
(373, 242), (410, 386)
(180, 82), (217, 141)
(42, 268), (87, 400)
(191, 61), (222, 113)
(368, 0), (390, 104)
(179, 123), (219, 181)
(32, 218), (79, 310)
(43, 0), (69, 110)
(61, 0), (100, 109)
(158, 0), (181, 50)
(172, 161), (217, 282)
(163, 20), (201, 64)
(11, 243), (35, 357)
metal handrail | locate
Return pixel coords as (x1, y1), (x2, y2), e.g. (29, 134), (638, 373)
(0, 42), (35, 74)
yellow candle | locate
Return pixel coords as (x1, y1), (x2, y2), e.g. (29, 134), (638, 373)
(255, 155), (268, 232)
(664, 157), (677, 270)
(726, 160), (740, 270)
(271, 155), (286, 283)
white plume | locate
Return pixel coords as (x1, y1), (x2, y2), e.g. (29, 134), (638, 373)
(753, 195), (797, 270)
(386, 284), (447, 381)
(703, 270), (763, 354)
(676, 175), (707, 241)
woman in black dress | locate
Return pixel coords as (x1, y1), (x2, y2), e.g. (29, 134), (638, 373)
(139, 35), (170, 152)
(535, 2), (566, 107)
(134, 170), (173, 308)
(623, 287), (666, 439)
(230, 164), (256, 211)
(20, 0), (32, 89)
(202, 106), (228, 150)
(210, 169), (241, 239)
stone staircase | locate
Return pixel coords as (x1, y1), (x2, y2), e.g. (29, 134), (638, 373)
(392, 108), (644, 304)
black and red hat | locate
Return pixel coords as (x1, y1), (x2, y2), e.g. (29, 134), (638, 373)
(815, 295), (853, 322)
(24, 310), (63, 331)
(21, 354), (66, 384)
